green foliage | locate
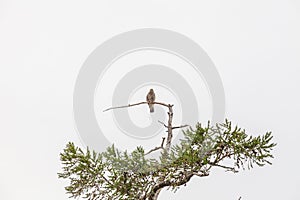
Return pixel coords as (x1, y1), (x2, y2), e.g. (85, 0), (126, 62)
(58, 120), (276, 200)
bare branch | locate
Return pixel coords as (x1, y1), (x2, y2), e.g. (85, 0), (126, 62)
(103, 101), (172, 112)
(103, 101), (175, 154)
(103, 102), (147, 112)
(158, 120), (168, 128)
(145, 137), (166, 155)
(208, 162), (238, 172)
(172, 124), (190, 130)
(165, 108), (174, 152)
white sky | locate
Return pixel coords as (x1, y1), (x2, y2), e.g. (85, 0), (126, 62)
(0, 0), (300, 199)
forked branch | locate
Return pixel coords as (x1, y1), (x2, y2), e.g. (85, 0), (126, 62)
(103, 101), (188, 154)
(145, 137), (166, 155)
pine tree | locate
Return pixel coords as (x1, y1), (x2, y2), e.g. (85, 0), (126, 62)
(58, 102), (276, 200)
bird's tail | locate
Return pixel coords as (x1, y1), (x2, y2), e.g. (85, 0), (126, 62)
(149, 104), (154, 113)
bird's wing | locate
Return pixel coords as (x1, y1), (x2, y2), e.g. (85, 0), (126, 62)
(146, 91), (155, 103)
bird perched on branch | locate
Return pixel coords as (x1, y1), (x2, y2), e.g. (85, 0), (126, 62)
(146, 89), (156, 113)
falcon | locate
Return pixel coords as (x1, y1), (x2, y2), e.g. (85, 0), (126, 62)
(146, 89), (155, 113)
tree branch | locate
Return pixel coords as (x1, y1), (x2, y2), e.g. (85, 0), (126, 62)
(158, 120), (168, 128)
(145, 137), (166, 155)
(148, 171), (196, 200)
(208, 162), (237, 172)
(103, 101), (171, 112)
(172, 124), (189, 130)
(192, 171), (209, 177)
(103, 101), (176, 154)
(165, 105), (174, 152)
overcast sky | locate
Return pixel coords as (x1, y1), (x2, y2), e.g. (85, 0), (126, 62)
(0, 0), (300, 199)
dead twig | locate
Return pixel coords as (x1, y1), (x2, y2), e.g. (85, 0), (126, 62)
(145, 137), (166, 155)
(158, 120), (168, 128)
(172, 124), (189, 130)
(103, 101), (171, 112)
